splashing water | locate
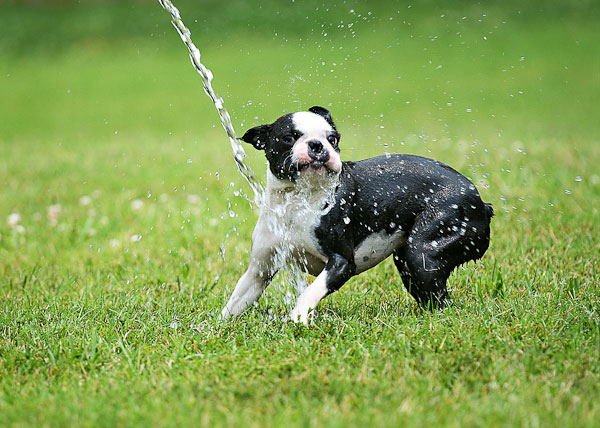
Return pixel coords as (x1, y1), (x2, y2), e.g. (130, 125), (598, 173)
(263, 174), (340, 300)
(159, 1), (342, 311)
(158, 0), (264, 204)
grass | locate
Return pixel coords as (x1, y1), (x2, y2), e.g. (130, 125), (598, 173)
(0, 0), (599, 427)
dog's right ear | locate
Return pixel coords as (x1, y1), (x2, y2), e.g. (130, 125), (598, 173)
(240, 124), (270, 151)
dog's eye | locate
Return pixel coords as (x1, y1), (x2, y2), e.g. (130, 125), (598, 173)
(327, 135), (338, 145)
(282, 135), (294, 144)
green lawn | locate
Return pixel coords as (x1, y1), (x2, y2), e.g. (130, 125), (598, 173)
(0, 1), (598, 427)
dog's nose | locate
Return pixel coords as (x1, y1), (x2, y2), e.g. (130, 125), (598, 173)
(307, 140), (330, 162)
(308, 140), (323, 153)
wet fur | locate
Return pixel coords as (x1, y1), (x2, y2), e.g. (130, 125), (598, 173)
(221, 107), (493, 324)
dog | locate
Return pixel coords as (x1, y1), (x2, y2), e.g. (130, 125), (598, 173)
(221, 106), (493, 325)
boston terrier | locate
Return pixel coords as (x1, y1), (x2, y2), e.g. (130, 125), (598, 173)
(221, 106), (493, 325)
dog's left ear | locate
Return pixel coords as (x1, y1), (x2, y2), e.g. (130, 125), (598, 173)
(240, 124), (270, 151)
(309, 106), (337, 131)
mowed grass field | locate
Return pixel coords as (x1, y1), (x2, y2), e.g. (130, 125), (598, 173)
(1, 1), (599, 426)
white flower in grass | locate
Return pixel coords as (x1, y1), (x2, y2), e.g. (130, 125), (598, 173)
(47, 204), (62, 226)
(131, 199), (144, 211)
(7, 213), (21, 229)
(187, 194), (201, 205)
(15, 225), (25, 234)
(79, 195), (92, 206)
(109, 238), (120, 248)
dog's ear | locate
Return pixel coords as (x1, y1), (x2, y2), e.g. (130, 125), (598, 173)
(308, 106), (337, 131)
(240, 124), (270, 150)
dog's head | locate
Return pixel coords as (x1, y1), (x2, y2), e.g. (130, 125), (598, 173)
(241, 106), (342, 182)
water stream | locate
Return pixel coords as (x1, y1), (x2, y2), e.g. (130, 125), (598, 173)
(158, 0), (313, 311)
(158, 0), (264, 205)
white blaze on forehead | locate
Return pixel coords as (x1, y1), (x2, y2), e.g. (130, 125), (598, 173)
(292, 112), (333, 135)
(290, 110), (342, 174)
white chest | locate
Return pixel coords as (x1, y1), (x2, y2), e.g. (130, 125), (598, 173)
(269, 196), (327, 261)
(258, 172), (340, 272)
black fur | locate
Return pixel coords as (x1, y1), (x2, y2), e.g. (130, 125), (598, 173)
(314, 154), (493, 308)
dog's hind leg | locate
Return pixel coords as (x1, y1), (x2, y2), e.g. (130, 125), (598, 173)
(395, 244), (451, 309)
(392, 247), (421, 301)
(393, 209), (456, 309)
(396, 199), (491, 309)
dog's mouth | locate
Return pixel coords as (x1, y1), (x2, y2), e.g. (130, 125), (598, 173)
(298, 161), (336, 176)
(300, 160), (325, 171)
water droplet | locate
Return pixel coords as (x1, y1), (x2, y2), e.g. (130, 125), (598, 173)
(343, 217), (351, 224)
(130, 234), (142, 242)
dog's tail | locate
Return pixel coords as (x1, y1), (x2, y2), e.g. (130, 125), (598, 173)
(485, 203), (494, 219)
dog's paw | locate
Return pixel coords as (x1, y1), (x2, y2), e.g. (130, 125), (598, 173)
(289, 306), (313, 326)
(218, 307), (232, 321)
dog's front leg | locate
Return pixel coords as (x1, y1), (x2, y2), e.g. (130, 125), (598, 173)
(220, 262), (274, 320)
(290, 254), (355, 325)
(220, 219), (278, 320)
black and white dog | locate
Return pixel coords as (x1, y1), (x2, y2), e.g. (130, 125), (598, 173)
(221, 106), (493, 324)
